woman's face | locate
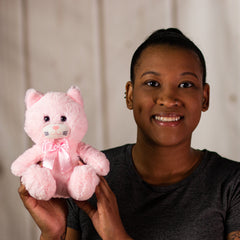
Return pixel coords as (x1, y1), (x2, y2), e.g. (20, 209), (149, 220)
(126, 45), (209, 148)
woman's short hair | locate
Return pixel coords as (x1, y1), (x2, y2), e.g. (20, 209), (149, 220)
(130, 28), (206, 85)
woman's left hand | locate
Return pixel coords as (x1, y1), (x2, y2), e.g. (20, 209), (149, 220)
(75, 177), (133, 240)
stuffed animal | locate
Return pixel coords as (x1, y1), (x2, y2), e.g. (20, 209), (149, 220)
(11, 86), (110, 201)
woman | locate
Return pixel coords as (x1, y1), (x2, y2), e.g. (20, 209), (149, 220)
(19, 28), (240, 240)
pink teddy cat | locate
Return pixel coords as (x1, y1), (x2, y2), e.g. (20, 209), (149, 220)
(11, 86), (110, 201)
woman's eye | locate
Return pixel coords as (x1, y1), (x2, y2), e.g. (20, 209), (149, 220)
(179, 82), (193, 88)
(146, 81), (160, 87)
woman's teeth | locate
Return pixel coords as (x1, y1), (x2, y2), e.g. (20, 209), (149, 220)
(154, 116), (181, 122)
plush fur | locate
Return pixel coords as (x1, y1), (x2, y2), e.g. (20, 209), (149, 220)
(11, 86), (109, 201)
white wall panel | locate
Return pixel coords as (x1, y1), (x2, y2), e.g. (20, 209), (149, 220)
(102, 0), (175, 148)
(1, 0), (240, 239)
(174, 0), (240, 160)
(0, 1), (39, 239)
(24, 0), (106, 149)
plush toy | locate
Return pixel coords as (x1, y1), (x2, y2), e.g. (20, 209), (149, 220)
(11, 86), (110, 201)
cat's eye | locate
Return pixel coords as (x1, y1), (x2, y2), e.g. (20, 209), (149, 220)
(61, 116), (67, 122)
(44, 116), (50, 122)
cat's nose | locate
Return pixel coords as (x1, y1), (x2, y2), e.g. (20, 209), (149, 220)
(53, 125), (59, 130)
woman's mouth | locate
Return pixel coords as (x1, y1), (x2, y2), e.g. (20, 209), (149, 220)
(154, 115), (181, 122)
(153, 114), (184, 126)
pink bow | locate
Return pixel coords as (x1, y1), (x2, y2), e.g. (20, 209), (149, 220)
(42, 139), (72, 173)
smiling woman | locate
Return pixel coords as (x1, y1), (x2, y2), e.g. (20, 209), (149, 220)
(126, 45), (209, 148)
(18, 28), (240, 240)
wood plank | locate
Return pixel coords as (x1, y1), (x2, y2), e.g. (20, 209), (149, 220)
(175, 0), (240, 160)
(25, 0), (105, 149)
(102, 0), (174, 148)
(0, 0), (39, 239)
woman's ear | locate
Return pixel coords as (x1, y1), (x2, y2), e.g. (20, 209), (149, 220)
(125, 81), (133, 110)
(202, 83), (210, 112)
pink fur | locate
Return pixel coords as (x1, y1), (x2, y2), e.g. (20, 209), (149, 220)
(11, 86), (110, 201)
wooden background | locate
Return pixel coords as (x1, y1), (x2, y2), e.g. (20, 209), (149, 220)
(1, 0), (240, 239)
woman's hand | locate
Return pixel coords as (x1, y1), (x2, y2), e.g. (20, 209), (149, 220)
(18, 183), (67, 240)
(75, 177), (133, 240)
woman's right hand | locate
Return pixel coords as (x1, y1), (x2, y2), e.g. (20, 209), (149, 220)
(18, 183), (68, 240)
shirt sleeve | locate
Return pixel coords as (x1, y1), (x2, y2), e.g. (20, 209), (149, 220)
(225, 170), (240, 234)
(66, 198), (82, 231)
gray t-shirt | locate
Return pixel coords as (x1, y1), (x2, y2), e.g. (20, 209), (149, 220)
(67, 144), (240, 239)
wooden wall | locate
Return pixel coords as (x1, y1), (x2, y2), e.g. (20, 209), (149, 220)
(0, 0), (239, 239)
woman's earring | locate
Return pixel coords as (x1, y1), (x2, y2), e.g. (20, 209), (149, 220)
(124, 91), (126, 99)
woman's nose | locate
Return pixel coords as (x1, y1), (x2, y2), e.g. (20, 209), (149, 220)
(155, 89), (180, 107)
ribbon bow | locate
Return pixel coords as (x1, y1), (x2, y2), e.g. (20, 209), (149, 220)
(42, 139), (72, 173)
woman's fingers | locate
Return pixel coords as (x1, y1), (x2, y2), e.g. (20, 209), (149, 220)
(74, 200), (97, 219)
(74, 177), (114, 219)
(18, 182), (27, 197)
(75, 177), (131, 239)
(18, 181), (38, 211)
(97, 177), (115, 199)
